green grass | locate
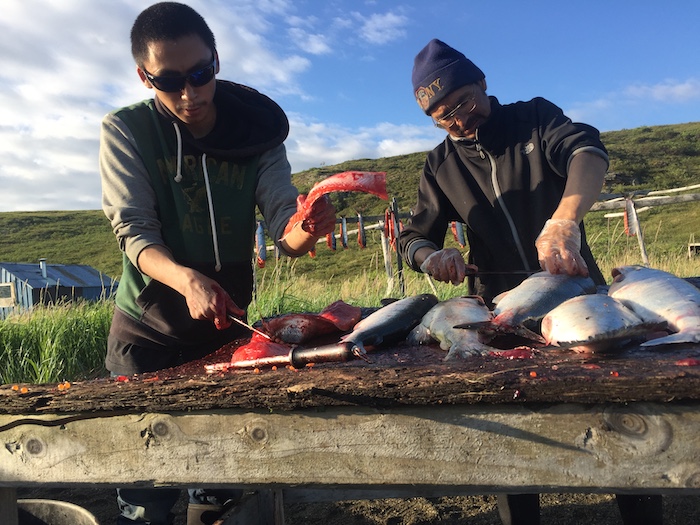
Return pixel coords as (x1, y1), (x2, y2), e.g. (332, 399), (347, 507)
(0, 299), (112, 384)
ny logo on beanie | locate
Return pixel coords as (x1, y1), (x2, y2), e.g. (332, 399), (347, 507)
(412, 39), (485, 115)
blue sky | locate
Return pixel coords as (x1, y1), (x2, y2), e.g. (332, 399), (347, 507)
(1, 0), (699, 211)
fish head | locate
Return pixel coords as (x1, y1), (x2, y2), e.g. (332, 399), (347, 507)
(611, 265), (646, 282)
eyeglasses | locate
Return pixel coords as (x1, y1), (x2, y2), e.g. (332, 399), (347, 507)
(432, 94), (477, 129)
(143, 57), (216, 93)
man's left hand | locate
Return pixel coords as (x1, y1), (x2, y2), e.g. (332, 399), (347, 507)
(298, 194), (336, 236)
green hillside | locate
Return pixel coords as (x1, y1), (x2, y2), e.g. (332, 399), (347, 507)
(1, 122), (699, 281)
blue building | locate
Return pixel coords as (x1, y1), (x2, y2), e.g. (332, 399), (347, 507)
(0, 259), (118, 320)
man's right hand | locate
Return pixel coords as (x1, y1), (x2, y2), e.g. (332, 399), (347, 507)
(181, 271), (245, 330)
(419, 248), (476, 285)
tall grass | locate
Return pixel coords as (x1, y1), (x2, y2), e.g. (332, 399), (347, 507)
(0, 299), (112, 384)
(1, 228), (698, 386)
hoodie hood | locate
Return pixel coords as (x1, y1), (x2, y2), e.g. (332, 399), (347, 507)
(154, 79), (289, 160)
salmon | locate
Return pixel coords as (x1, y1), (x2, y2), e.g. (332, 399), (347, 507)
(259, 300), (362, 344)
(608, 265), (700, 346)
(541, 294), (665, 353)
(491, 271), (597, 332)
(339, 293), (439, 354)
(408, 296), (496, 359)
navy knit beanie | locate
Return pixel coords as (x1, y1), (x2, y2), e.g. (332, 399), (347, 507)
(412, 39), (485, 114)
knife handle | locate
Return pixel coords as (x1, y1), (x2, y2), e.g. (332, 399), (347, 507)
(290, 341), (360, 368)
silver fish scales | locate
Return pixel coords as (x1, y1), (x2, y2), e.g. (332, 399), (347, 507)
(608, 265), (700, 347)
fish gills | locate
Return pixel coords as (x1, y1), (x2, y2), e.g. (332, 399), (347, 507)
(408, 296), (496, 359)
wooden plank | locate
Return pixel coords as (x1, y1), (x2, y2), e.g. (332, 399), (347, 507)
(1, 403), (699, 494)
(1, 343), (700, 416)
(591, 193), (700, 210)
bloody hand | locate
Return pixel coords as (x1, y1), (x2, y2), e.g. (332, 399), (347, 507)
(298, 194), (336, 236)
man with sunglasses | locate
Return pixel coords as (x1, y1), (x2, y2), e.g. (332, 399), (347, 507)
(399, 39), (663, 525)
(99, 2), (335, 524)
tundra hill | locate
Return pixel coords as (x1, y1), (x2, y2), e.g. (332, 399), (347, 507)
(0, 122), (699, 280)
(292, 121), (700, 218)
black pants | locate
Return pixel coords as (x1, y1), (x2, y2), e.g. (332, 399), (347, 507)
(497, 494), (663, 525)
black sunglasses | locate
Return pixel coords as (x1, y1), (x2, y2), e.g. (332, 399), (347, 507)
(143, 56), (216, 93)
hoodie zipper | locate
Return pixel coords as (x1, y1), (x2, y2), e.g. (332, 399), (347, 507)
(475, 132), (531, 271)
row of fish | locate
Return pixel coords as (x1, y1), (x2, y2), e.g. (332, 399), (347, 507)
(205, 294), (439, 371)
(412, 265), (700, 357)
(206, 265), (699, 371)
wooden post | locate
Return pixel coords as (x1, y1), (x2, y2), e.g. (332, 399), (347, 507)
(380, 223), (394, 295)
(0, 487), (18, 525)
(624, 196), (649, 265)
(391, 197), (405, 296)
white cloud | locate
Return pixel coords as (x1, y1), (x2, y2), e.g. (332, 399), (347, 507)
(623, 78), (700, 102)
(0, 0), (317, 211)
(288, 28), (332, 55)
(565, 77), (700, 131)
(355, 11), (409, 45)
(352, 12), (408, 45)
(285, 116), (441, 173)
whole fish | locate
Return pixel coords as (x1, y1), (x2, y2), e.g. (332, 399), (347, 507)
(339, 293), (439, 354)
(408, 296), (496, 359)
(541, 294), (665, 353)
(492, 271), (597, 331)
(608, 265), (700, 346)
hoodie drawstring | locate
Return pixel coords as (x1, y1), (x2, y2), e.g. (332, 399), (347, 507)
(172, 122), (222, 272)
(201, 153), (222, 272)
(172, 122), (183, 183)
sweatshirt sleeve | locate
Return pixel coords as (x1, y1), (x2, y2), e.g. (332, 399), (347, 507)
(254, 143), (299, 255)
(99, 112), (167, 269)
(398, 156), (450, 271)
(534, 98), (609, 176)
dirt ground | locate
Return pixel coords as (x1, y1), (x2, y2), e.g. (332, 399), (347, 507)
(17, 487), (700, 524)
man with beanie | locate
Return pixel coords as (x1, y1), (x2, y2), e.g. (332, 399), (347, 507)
(399, 38), (663, 525)
(100, 2), (335, 524)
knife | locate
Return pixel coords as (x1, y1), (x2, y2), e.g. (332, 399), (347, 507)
(230, 341), (365, 369)
(469, 270), (537, 276)
(227, 315), (272, 340)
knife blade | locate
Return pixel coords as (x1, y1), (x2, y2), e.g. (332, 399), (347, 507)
(227, 315), (272, 340)
(468, 270), (537, 276)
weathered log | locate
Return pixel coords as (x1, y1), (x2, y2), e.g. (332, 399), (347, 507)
(1, 342), (699, 418)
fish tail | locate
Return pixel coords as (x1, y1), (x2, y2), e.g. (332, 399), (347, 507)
(445, 342), (493, 360)
(475, 321), (544, 345)
(641, 330), (700, 347)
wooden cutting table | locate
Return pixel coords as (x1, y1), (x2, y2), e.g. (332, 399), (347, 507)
(1, 338), (700, 523)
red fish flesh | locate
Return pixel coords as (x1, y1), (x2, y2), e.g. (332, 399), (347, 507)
(205, 333), (290, 372)
(317, 300), (363, 331)
(261, 300), (362, 344)
(305, 171), (388, 207)
(283, 171), (387, 238)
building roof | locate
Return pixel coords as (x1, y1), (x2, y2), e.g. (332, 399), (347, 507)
(0, 262), (117, 289)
